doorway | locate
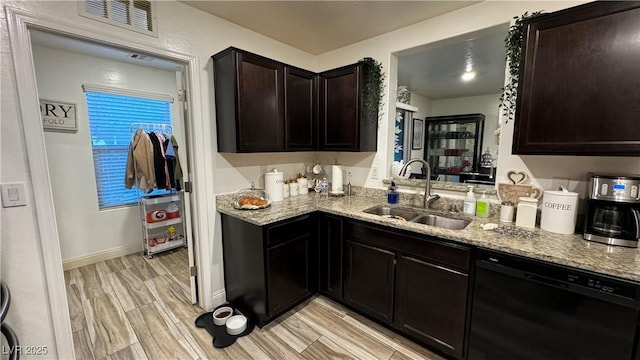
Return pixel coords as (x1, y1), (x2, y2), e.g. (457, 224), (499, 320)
(29, 28), (199, 304)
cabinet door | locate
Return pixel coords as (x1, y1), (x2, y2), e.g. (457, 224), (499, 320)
(285, 67), (316, 150)
(236, 51), (284, 152)
(513, 2), (640, 155)
(394, 255), (468, 359)
(266, 234), (312, 316)
(344, 240), (395, 322)
(319, 215), (343, 300)
(319, 65), (360, 150)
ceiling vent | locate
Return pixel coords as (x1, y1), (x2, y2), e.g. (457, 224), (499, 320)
(128, 53), (154, 61)
(78, 0), (158, 37)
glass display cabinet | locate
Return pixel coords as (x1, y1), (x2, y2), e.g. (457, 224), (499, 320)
(423, 113), (484, 182)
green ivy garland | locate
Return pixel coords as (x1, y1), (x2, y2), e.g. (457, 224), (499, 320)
(499, 11), (544, 123)
(360, 57), (385, 126)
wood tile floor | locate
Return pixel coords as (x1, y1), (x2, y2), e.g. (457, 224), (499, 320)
(64, 249), (445, 359)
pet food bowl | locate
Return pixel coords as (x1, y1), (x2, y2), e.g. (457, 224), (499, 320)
(226, 315), (247, 335)
(212, 306), (233, 326)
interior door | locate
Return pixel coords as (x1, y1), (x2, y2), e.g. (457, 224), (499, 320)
(176, 68), (198, 304)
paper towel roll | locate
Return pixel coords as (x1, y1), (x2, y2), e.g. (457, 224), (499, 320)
(331, 165), (343, 193)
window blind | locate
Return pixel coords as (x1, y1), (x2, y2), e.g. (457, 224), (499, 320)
(85, 91), (171, 209)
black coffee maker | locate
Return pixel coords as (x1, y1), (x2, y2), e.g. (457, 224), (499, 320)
(584, 174), (640, 248)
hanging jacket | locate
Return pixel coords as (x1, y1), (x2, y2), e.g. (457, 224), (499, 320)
(170, 135), (184, 190)
(163, 137), (176, 190)
(125, 129), (155, 192)
(149, 132), (168, 190)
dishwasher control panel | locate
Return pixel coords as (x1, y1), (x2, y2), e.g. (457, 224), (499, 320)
(480, 250), (638, 299)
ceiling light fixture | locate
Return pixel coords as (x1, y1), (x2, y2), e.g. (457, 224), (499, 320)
(461, 71), (476, 81)
(462, 39), (475, 82)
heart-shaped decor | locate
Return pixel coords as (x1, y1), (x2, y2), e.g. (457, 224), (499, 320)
(507, 170), (529, 185)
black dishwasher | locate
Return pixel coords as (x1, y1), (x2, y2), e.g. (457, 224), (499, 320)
(468, 250), (640, 360)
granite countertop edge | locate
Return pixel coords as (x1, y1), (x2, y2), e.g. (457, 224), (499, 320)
(216, 193), (640, 283)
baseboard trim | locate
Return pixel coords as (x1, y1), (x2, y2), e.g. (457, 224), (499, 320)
(63, 243), (142, 270)
(210, 289), (227, 310)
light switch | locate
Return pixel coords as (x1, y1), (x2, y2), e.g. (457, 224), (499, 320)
(1, 182), (27, 207)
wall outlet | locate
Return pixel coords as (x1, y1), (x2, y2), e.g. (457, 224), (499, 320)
(371, 166), (379, 179)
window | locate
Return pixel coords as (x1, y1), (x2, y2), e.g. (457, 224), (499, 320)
(394, 109), (414, 163)
(79, 0), (157, 36)
(84, 88), (172, 209)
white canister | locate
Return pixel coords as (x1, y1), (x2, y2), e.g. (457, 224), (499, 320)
(264, 169), (284, 202)
(500, 202), (515, 223)
(297, 178), (308, 195)
(515, 197), (538, 229)
(290, 182), (299, 196)
(283, 183), (290, 198)
(540, 190), (579, 234)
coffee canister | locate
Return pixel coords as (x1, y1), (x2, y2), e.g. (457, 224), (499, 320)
(540, 190), (579, 234)
(265, 169), (284, 202)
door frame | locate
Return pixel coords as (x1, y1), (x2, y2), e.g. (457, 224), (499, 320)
(5, 7), (214, 359)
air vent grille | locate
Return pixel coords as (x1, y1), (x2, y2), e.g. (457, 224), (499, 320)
(79, 0), (157, 36)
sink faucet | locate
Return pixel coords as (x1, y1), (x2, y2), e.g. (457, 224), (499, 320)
(399, 159), (440, 208)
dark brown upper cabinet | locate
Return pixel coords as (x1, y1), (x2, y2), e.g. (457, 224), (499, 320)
(213, 47), (377, 153)
(319, 63), (377, 151)
(213, 48), (285, 152)
(284, 66), (317, 150)
(513, 2), (640, 155)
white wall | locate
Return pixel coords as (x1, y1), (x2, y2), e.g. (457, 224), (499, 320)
(430, 93), (501, 159)
(409, 92), (432, 162)
(1, 0), (315, 356)
(7, 0), (627, 356)
(33, 45), (179, 262)
(315, 1), (596, 193)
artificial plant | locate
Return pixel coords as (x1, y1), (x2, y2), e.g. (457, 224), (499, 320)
(499, 11), (544, 124)
(360, 57), (385, 126)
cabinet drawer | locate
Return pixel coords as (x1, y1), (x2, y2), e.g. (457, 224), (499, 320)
(346, 221), (470, 272)
(266, 214), (313, 246)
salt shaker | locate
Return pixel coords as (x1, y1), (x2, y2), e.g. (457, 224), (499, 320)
(515, 197), (538, 229)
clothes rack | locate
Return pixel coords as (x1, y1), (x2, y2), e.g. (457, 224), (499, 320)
(127, 122), (186, 258)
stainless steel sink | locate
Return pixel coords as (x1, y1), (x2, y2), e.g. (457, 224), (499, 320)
(412, 214), (471, 230)
(363, 205), (471, 230)
(362, 205), (421, 221)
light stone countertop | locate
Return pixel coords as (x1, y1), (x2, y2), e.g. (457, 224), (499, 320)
(216, 190), (640, 283)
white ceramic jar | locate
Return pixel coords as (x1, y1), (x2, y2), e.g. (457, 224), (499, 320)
(297, 178), (308, 195)
(283, 183), (290, 198)
(500, 202), (515, 223)
(290, 181), (299, 196)
(515, 197), (538, 229)
(265, 169), (284, 202)
(540, 190), (579, 234)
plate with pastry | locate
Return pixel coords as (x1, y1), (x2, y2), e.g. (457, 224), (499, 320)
(232, 188), (271, 210)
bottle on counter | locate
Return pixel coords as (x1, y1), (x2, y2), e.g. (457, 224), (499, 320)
(320, 177), (329, 198)
(387, 181), (399, 204)
(476, 190), (490, 218)
(463, 186), (476, 215)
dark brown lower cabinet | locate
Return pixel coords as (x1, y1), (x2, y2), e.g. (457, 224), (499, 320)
(344, 240), (395, 323)
(343, 220), (470, 359)
(267, 234), (313, 315)
(222, 213), (470, 358)
(394, 255), (469, 359)
(221, 213), (316, 326)
(318, 214), (344, 300)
